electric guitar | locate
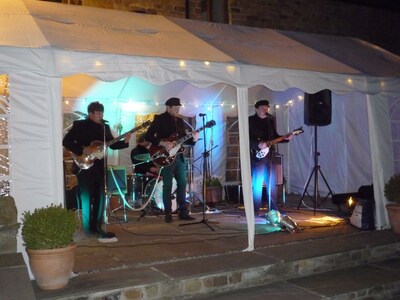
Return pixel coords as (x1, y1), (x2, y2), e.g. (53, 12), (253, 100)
(150, 120), (216, 167)
(251, 127), (304, 160)
(72, 120), (151, 170)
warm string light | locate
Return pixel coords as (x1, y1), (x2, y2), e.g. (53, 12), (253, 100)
(0, 74), (11, 194)
(62, 98), (237, 111)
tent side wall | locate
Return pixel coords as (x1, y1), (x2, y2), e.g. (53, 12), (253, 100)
(367, 94), (394, 229)
(10, 72), (64, 254)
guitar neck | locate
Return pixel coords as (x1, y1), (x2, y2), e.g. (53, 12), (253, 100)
(268, 136), (286, 147)
(174, 125), (206, 145)
(106, 122), (149, 147)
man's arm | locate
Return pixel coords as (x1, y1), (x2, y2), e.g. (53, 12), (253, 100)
(62, 121), (84, 156)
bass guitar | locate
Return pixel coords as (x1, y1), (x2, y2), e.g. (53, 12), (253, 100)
(150, 120), (216, 166)
(72, 120), (151, 170)
(251, 127), (304, 160)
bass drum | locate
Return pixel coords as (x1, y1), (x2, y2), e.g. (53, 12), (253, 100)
(145, 178), (177, 212)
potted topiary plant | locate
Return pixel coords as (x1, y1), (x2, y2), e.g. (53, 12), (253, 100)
(205, 177), (223, 206)
(384, 174), (400, 233)
(21, 204), (78, 290)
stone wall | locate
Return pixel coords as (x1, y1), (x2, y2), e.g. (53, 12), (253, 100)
(0, 197), (19, 254)
(63, 0), (400, 55)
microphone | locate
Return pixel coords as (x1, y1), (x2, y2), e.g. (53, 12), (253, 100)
(199, 113), (206, 117)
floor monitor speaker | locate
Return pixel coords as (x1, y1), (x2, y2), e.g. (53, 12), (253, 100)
(107, 166), (127, 195)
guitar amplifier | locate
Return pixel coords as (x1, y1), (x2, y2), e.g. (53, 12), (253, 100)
(107, 166), (127, 195)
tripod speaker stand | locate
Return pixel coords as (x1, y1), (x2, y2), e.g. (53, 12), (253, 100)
(297, 125), (334, 215)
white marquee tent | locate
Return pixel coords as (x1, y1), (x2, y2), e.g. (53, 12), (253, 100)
(1, 0), (399, 258)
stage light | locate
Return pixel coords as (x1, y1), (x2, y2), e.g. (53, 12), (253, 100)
(266, 209), (281, 226)
(348, 196), (355, 207)
(279, 215), (301, 233)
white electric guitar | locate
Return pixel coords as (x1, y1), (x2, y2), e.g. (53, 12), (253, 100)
(252, 127), (304, 160)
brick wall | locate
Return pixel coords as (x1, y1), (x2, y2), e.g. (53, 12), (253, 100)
(64, 0), (400, 55)
(78, 0), (209, 19)
(227, 0), (400, 56)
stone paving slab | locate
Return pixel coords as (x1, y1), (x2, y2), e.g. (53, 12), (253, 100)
(153, 251), (277, 279)
(287, 260), (400, 298)
(31, 204), (400, 299)
(192, 280), (323, 300)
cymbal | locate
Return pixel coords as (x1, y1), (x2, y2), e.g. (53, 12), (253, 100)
(133, 154), (151, 161)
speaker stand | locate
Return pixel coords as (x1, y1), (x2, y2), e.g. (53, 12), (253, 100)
(297, 126), (334, 215)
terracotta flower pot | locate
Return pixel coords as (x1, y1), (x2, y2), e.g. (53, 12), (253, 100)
(27, 243), (76, 290)
(386, 204), (400, 233)
(206, 186), (222, 204)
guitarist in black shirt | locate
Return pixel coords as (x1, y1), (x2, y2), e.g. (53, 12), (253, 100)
(249, 100), (292, 215)
(63, 102), (131, 239)
(145, 97), (199, 223)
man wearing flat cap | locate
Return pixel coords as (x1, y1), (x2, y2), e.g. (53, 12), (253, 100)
(145, 97), (199, 223)
(249, 100), (292, 214)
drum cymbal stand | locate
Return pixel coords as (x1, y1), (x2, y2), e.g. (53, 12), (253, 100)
(184, 145), (201, 213)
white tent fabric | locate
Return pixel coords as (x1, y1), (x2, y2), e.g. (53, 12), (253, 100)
(1, 0), (399, 259)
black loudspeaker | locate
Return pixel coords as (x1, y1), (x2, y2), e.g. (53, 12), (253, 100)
(304, 89), (332, 126)
(224, 185), (243, 204)
(107, 166), (127, 195)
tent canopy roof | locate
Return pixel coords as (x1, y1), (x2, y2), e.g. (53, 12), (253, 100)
(1, 0), (400, 94)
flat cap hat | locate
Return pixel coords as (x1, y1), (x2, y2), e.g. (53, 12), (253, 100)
(165, 97), (182, 106)
(255, 100), (270, 108)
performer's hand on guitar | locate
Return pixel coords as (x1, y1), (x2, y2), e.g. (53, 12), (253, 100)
(258, 141), (268, 150)
(160, 140), (174, 151)
(285, 133), (293, 140)
(192, 131), (199, 142)
(83, 146), (92, 155)
(124, 133), (132, 143)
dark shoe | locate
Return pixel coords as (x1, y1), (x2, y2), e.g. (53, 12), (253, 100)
(93, 227), (116, 239)
(98, 230), (116, 239)
(165, 213), (173, 223)
(179, 213), (195, 221)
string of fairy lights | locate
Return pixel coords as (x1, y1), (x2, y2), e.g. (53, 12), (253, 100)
(0, 74), (11, 196)
(63, 94), (306, 114)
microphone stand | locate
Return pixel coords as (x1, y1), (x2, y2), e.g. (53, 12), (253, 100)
(180, 114), (215, 231)
(102, 123), (111, 229)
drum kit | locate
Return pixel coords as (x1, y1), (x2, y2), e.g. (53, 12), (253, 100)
(127, 153), (179, 216)
(128, 171), (177, 213)
(109, 143), (196, 220)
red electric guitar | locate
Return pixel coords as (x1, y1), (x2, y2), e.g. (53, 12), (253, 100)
(150, 120), (216, 166)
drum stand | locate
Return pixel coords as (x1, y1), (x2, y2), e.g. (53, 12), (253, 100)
(184, 145), (203, 212)
(180, 115), (215, 231)
(104, 166), (128, 225)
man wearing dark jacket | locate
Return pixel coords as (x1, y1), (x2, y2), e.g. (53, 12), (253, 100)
(145, 97), (199, 223)
(249, 100), (292, 214)
(63, 101), (131, 238)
